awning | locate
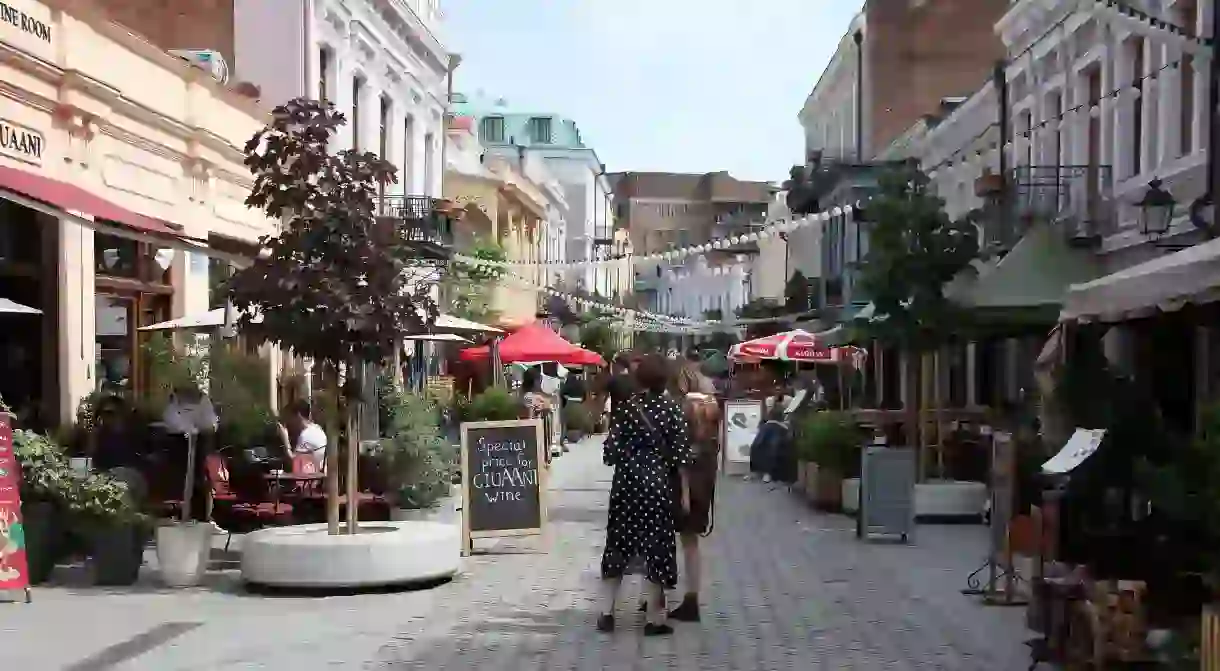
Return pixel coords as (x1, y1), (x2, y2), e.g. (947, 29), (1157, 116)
(0, 297), (40, 314)
(0, 165), (179, 237)
(1061, 236), (1220, 323)
(958, 221), (1100, 324)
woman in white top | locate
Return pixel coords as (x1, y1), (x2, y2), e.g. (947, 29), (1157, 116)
(278, 399), (328, 471)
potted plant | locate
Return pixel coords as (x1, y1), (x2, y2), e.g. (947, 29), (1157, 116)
(376, 387), (458, 523)
(795, 411), (862, 511)
(563, 402), (593, 445)
(70, 471), (150, 586)
(12, 428), (72, 584)
(463, 388), (522, 422)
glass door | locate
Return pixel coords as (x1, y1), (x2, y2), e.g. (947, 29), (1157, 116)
(95, 294), (135, 394)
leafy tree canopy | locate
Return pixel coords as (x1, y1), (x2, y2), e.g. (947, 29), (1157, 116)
(443, 239), (505, 323)
(225, 98), (438, 365)
(855, 166), (979, 351)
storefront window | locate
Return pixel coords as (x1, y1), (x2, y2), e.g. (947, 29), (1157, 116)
(95, 234), (139, 277)
(95, 294), (133, 393)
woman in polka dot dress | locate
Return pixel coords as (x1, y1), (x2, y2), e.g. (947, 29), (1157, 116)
(597, 354), (693, 636)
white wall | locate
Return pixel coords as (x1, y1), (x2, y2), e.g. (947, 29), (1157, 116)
(233, 0), (449, 198)
(798, 11), (867, 160)
(661, 257), (750, 320)
(919, 86), (998, 222)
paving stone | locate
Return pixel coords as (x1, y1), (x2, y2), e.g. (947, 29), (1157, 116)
(0, 436), (1033, 669)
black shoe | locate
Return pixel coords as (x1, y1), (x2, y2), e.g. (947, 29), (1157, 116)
(596, 613), (615, 632)
(669, 595), (700, 622)
(643, 622), (674, 636)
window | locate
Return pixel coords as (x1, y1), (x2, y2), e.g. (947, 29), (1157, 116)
(528, 117), (552, 144)
(379, 96), (391, 203)
(423, 132), (435, 195)
(481, 116), (505, 143)
(1129, 37), (1145, 177)
(318, 48), (330, 102)
(403, 115), (415, 192)
(1179, 0), (1198, 157)
(352, 76), (364, 151)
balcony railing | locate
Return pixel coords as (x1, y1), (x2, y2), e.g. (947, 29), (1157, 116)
(375, 195), (456, 260)
(1004, 165), (1114, 248)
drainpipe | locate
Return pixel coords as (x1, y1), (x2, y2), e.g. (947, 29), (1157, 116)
(1209, 4), (1220, 238)
(994, 61), (1010, 244)
(853, 29), (864, 161)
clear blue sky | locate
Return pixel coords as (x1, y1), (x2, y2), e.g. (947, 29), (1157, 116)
(442, 0), (865, 184)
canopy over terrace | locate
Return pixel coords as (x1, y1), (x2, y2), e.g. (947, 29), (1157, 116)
(460, 322), (604, 367)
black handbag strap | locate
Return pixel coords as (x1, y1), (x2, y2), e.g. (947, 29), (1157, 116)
(626, 396), (662, 448)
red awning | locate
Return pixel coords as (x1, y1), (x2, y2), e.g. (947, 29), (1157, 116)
(0, 165), (181, 237)
(460, 322), (606, 367)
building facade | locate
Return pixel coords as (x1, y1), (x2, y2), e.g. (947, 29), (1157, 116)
(95, 0), (450, 203)
(453, 94), (614, 296)
(796, 0), (1011, 313)
(0, 0), (279, 426)
(444, 116), (558, 326)
(610, 171), (771, 318)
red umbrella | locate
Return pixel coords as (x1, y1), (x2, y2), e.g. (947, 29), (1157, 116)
(460, 322), (605, 367)
(729, 329), (837, 363)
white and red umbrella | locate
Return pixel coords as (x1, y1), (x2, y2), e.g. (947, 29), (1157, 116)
(729, 329), (840, 363)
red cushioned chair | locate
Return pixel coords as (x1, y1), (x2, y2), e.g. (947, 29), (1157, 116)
(205, 453), (294, 550)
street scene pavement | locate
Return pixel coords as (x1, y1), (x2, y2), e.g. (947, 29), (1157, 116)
(1, 435), (1030, 670)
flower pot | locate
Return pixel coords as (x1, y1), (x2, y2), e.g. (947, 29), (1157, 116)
(89, 522), (148, 586)
(155, 521), (213, 587)
(21, 501), (64, 585)
(805, 463), (843, 511)
(842, 478), (861, 515)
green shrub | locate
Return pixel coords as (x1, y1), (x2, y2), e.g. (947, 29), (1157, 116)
(12, 429), (141, 525)
(463, 388), (521, 422)
(794, 411), (863, 475)
(371, 386), (454, 509)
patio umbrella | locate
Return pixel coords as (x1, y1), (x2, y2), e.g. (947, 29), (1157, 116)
(139, 306), (260, 331)
(0, 298), (40, 315)
(729, 329), (840, 363)
(460, 322), (605, 367)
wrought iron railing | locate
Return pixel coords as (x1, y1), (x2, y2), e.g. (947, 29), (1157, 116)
(376, 195), (455, 256)
(1008, 165), (1114, 246)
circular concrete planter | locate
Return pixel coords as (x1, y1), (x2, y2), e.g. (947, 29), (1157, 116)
(241, 522), (460, 589)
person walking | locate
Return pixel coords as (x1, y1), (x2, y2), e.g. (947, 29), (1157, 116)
(665, 350), (721, 622)
(597, 354), (693, 636)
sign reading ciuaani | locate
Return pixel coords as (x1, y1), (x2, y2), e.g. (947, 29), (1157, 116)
(0, 118), (43, 166)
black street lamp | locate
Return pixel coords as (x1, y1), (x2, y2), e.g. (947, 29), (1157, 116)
(1137, 178), (1177, 239)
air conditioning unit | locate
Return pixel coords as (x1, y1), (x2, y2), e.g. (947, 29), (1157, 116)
(168, 49), (229, 85)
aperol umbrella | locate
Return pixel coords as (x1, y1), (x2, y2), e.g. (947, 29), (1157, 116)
(729, 329), (839, 363)
(460, 322), (605, 367)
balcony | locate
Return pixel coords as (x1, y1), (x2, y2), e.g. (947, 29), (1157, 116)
(375, 195), (456, 260)
(1001, 165), (1114, 250)
(711, 211), (765, 254)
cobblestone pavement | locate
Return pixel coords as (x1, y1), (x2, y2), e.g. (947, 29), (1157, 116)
(0, 436), (1033, 670)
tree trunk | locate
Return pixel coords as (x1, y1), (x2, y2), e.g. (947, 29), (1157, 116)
(324, 362), (341, 535)
(345, 358), (361, 534)
(919, 352), (933, 482)
(902, 349), (919, 454)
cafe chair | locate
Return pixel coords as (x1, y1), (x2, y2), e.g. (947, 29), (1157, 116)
(204, 453), (294, 551)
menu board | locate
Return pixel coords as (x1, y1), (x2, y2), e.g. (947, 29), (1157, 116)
(722, 399), (763, 467)
(0, 414), (29, 595)
(460, 419), (547, 554)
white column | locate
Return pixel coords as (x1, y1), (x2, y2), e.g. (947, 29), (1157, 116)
(332, 51), (355, 152)
(1158, 38), (1182, 165)
(1139, 37), (1159, 172)
(1101, 20), (1118, 170)
(57, 217), (94, 421)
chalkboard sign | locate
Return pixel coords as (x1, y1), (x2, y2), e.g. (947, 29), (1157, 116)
(460, 419), (547, 554)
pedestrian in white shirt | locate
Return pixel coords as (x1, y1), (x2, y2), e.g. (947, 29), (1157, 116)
(278, 399), (328, 471)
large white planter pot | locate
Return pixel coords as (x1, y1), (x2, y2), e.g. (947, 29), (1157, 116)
(913, 480), (987, 520)
(155, 522), (213, 587)
(241, 521), (460, 588)
(841, 478), (861, 514)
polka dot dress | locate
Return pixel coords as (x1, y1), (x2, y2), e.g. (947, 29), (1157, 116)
(601, 391), (694, 589)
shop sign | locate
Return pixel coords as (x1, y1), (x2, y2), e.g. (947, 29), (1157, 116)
(0, 118), (42, 166)
(0, 414), (29, 593)
(0, 2), (51, 43)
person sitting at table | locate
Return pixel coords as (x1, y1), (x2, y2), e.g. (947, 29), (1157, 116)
(278, 399), (328, 472)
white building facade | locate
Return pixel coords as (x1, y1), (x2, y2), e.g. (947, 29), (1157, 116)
(659, 257), (750, 321)
(998, 0), (1212, 270)
(798, 11), (867, 161)
(232, 0), (450, 200)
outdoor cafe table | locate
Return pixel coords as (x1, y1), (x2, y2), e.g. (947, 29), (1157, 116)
(263, 471), (326, 509)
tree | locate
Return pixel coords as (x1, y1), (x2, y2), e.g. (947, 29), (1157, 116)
(225, 98), (439, 533)
(854, 165), (978, 473)
(442, 240), (505, 324)
(784, 270), (813, 313)
(578, 321), (615, 362)
(855, 166), (978, 350)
